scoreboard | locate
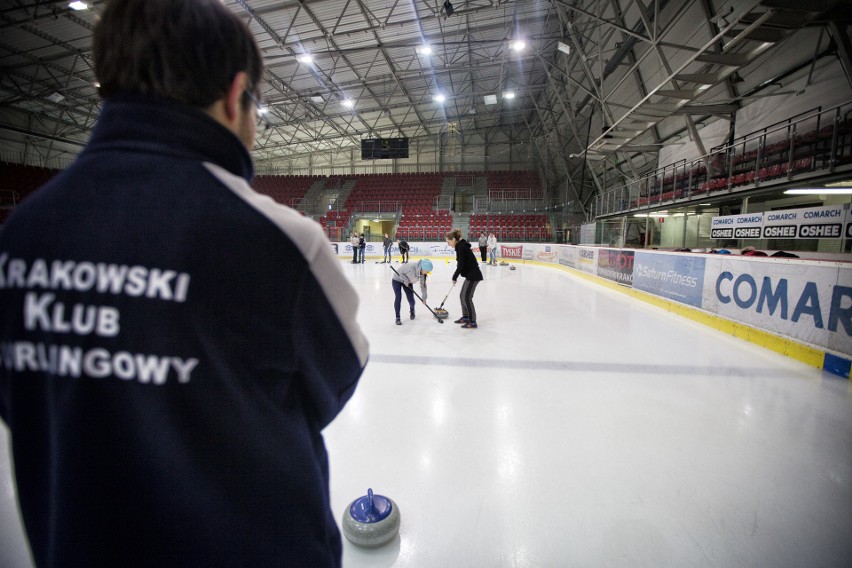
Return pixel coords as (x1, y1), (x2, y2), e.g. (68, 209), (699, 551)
(361, 138), (409, 160)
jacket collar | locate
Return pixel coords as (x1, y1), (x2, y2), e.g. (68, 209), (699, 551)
(85, 94), (254, 181)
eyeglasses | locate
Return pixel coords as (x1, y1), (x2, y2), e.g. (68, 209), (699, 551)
(244, 89), (272, 131)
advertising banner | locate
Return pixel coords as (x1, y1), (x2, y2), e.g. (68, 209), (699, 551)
(534, 245), (558, 264)
(331, 241), (456, 258)
(702, 257), (852, 355)
(501, 245), (523, 259)
(558, 245), (577, 268)
(710, 213), (764, 240)
(761, 204), (846, 240)
(633, 252), (706, 307)
(846, 207), (852, 240)
(596, 249), (635, 285)
(577, 247), (597, 274)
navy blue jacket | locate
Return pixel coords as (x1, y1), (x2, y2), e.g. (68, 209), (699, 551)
(0, 95), (369, 567)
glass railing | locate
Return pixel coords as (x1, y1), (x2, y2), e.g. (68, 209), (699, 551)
(395, 226), (553, 243)
(595, 100), (852, 217)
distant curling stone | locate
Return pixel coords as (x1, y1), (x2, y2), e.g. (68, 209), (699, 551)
(500, 261), (509, 266)
(510, 265), (517, 270)
(342, 488), (400, 547)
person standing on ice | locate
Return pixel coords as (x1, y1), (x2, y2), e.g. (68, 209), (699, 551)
(446, 228), (483, 328)
(487, 232), (498, 265)
(350, 232), (360, 263)
(382, 232), (392, 263)
(0, 1), (368, 566)
(397, 237), (409, 263)
(391, 258), (432, 325)
(477, 233), (488, 262)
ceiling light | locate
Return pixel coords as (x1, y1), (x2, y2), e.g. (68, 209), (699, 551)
(785, 188), (852, 195)
(342, 99), (355, 108)
(68, 1), (88, 10)
(310, 93), (324, 103)
(510, 40), (526, 52)
(503, 91), (515, 100)
(433, 93), (446, 103)
(297, 54), (313, 65)
(483, 94), (497, 105)
(557, 42), (571, 55)
(416, 45), (432, 56)
(46, 92), (64, 103)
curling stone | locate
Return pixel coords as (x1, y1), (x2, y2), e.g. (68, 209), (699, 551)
(433, 308), (449, 319)
(500, 261), (509, 266)
(509, 266), (517, 271)
(342, 488), (400, 548)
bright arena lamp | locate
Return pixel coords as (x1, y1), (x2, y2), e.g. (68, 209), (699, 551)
(510, 40), (525, 52)
(297, 54), (313, 65)
(342, 99), (355, 109)
(416, 45), (432, 55)
(433, 93), (446, 103)
(785, 188), (852, 195)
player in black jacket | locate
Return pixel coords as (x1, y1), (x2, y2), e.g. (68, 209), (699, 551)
(397, 237), (410, 263)
(446, 228), (484, 328)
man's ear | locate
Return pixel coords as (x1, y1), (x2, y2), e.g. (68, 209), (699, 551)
(223, 71), (250, 125)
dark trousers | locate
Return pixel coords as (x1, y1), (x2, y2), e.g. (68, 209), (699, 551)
(352, 247), (358, 262)
(460, 279), (480, 322)
(479, 246), (487, 262)
(392, 279), (415, 318)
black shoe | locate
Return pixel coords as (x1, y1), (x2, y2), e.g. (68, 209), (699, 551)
(461, 322), (478, 329)
(454, 317), (469, 324)
(395, 318), (402, 325)
(410, 310), (415, 320)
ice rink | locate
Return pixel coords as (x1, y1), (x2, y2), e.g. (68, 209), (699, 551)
(2, 257), (851, 567)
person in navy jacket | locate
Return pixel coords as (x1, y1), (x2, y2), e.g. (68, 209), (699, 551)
(0, 1), (368, 566)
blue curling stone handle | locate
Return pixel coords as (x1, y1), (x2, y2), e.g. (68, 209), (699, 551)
(349, 488), (393, 523)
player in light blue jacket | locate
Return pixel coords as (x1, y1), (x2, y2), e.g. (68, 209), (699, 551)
(391, 258), (432, 325)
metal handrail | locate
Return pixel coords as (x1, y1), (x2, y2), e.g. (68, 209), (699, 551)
(595, 99), (852, 217)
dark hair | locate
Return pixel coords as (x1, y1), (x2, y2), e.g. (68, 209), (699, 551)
(94, 0), (263, 108)
(445, 229), (463, 241)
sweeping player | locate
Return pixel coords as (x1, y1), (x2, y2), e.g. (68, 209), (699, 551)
(391, 258), (432, 325)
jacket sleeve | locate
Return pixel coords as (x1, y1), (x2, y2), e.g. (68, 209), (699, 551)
(203, 163), (368, 429)
(452, 243), (466, 281)
(419, 273), (428, 300)
(292, 242), (369, 429)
